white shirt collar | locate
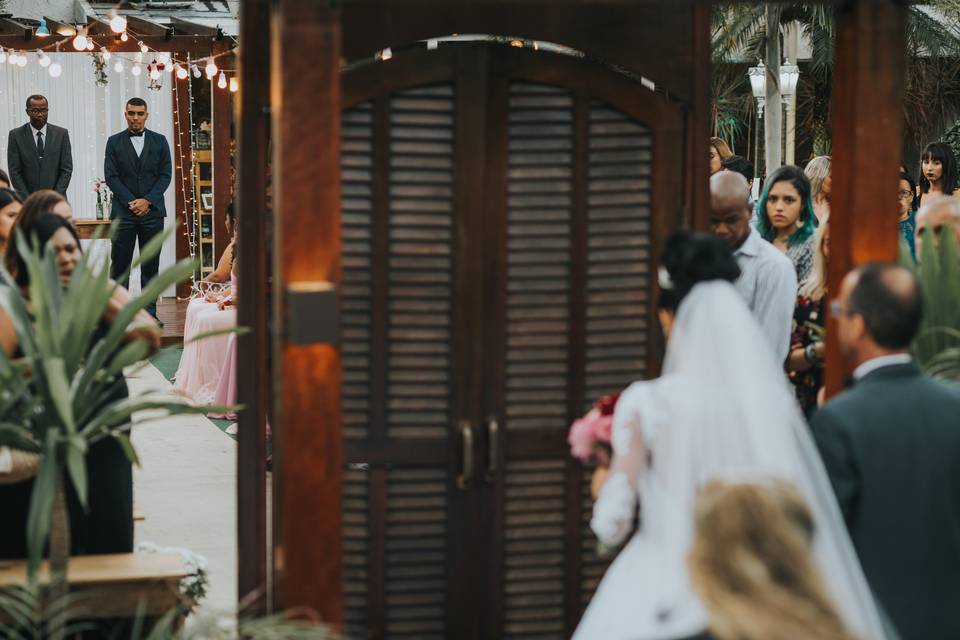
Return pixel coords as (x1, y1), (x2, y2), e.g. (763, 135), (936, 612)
(734, 226), (762, 258)
(31, 123), (47, 137)
(853, 353), (913, 381)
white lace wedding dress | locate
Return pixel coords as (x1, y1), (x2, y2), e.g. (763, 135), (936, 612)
(573, 281), (893, 640)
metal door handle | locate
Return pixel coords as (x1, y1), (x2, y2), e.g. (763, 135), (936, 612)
(457, 420), (474, 490)
(485, 416), (499, 482)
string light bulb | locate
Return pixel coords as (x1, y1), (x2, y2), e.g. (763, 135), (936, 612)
(0, 48), (7, 64)
(37, 50), (50, 67)
(191, 64), (201, 78)
(229, 77), (239, 92)
(101, 47), (111, 61)
(204, 59), (217, 78)
(120, 32), (129, 42)
(139, 41), (148, 54)
(135, 51), (143, 63)
(72, 32), (88, 51)
(149, 64), (161, 80)
(175, 64), (188, 79)
(86, 39), (95, 51)
(217, 71), (227, 89)
(48, 62), (62, 78)
(8, 52), (18, 65)
(131, 63), (141, 76)
(113, 59), (124, 73)
(16, 55), (27, 67)
(109, 12), (127, 34)
(157, 52), (170, 65)
(377, 47), (393, 61)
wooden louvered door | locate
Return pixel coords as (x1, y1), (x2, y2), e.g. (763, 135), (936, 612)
(339, 44), (682, 640)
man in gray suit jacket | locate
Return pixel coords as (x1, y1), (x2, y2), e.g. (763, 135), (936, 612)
(812, 263), (960, 640)
(6, 95), (73, 198)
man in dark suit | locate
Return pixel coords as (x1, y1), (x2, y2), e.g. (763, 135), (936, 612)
(7, 94), (73, 197)
(813, 262), (960, 640)
(104, 97), (172, 320)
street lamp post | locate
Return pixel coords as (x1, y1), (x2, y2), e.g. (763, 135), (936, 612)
(747, 59), (802, 171)
(780, 62), (800, 165)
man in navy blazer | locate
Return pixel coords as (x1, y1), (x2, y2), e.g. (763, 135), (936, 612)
(104, 97), (171, 320)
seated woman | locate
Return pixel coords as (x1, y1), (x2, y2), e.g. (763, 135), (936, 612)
(173, 207), (237, 403)
(0, 188), (23, 253)
(0, 213), (160, 559)
(210, 265), (239, 423)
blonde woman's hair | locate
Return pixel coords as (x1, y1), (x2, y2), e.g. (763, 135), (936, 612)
(710, 137), (733, 160)
(799, 215), (829, 301)
(688, 479), (857, 640)
(806, 156), (831, 202)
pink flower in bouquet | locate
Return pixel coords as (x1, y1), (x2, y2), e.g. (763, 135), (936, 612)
(568, 391), (621, 465)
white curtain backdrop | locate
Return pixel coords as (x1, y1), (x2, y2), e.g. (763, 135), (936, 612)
(0, 52), (179, 296)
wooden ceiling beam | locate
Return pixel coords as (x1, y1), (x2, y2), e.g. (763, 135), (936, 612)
(0, 34), (219, 54)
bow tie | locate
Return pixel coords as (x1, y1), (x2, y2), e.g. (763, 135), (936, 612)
(128, 130), (144, 138)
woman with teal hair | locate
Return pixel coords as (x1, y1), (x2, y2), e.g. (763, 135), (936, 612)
(756, 165), (818, 282)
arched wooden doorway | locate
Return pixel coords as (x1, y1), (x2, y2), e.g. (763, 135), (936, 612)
(337, 42), (684, 639)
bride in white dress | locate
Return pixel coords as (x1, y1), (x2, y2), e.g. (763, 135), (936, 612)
(574, 232), (893, 640)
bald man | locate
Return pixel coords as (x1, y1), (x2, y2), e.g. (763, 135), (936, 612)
(915, 195), (960, 260)
(710, 171), (797, 363)
(812, 263), (960, 640)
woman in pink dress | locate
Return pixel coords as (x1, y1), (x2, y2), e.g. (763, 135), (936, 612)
(210, 270), (238, 421)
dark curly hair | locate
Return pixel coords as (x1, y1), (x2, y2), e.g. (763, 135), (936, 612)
(658, 231), (741, 312)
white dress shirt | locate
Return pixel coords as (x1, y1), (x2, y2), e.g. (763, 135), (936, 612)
(733, 226), (798, 364)
(130, 131), (145, 157)
(32, 123), (47, 154)
(853, 353), (913, 381)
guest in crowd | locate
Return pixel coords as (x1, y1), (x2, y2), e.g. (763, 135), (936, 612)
(898, 170), (918, 261)
(786, 217), (829, 416)
(0, 213), (160, 560)
(813, 263), (960, 640)
(709, 137), (733, 175)
(173, 206), (237, 405)
(805, 155), (831, 223)
(686, 480), (856, 640)
(914, 195), (960, 261)
(709, 171), (797, 363)
(918, 141), (958, 208)
(6, 95), (73, 198)
(721, 154), (754, 191)
(0, 169), (10, 190)
(756, 165), (818, 282)
(105, 97), (172, 321)
(4, 191), (73, 276)
(0, 189), (23, 253)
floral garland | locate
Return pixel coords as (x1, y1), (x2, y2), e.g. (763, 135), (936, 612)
(90, 52), (108, 87)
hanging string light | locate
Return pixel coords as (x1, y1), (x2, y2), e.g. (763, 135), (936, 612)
(113, 58), (124, 73)
(16, 55), (27, 68)
(138, 41), (149, 54)
(191, 64), (201, 78)
(131, 63), (141, 76)
(120, 32), (129, 42)
(48, 62), (62, 78)
(101, 46), (111, 61)
(72, 30), (88, 51)
(205, 59), (217, 78)
(175, 64), (188, 80)
(217, 71), (227, 89)
(109, 12), (127, 34)
(37, 50), (50, 67)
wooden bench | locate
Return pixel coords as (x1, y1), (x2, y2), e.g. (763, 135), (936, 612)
(0, 553), (188, 622)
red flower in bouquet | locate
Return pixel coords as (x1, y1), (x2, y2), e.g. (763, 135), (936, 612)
(568, 391), (621, 467)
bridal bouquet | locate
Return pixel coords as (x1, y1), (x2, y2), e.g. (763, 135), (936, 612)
(568, 391), (620, 467)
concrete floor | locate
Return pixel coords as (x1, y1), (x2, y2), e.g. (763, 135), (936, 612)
(128, 361), (238, 617)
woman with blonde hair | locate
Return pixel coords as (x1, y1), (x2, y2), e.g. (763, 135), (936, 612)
(687, 479), (857, 640)
(709, 137), (733, 175)
(805, 156), (831, 223)
(786, 217), (829, 415)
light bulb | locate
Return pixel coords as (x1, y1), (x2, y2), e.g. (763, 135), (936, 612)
(205, 60), (217, 78)
(120, 32), (129, 42)
(135, 51), (143, 63)
(139, 41), (148, 54)
(8, 53), (18, 65)
(175, 64), (188, 79)
(113, 59), (124, 73)
(110, 13), (127, 34)
(86, 40), (95, 51)
(17, 55), (27, 67)
(131, 64), (142, 76)
(37, 51), (50, 67)
(379, 47), (393, 61)
(72, 33), (87, 51)
(0, 49), (7, 64)
(101, 47), (111, 61)
(229, 77), (238, 92)
(192, 65), (201, 78)
(157, 52), (170, 65)
(48, 62), (62, 78)
(164, 61), (174, 73)
(217, 71), (227, 89)
(149, 66), (161, 80)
